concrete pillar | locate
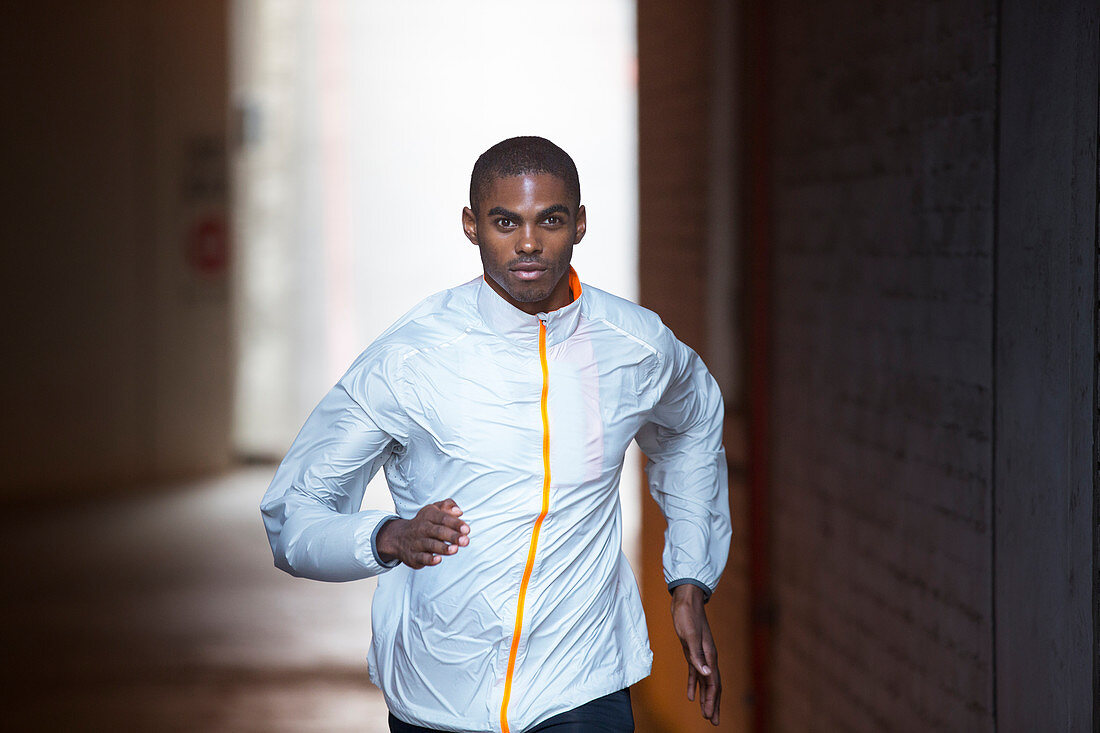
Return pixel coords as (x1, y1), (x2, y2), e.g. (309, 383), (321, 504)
(993, 0), (1098, 728)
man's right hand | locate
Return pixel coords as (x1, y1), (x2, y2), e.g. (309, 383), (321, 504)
(375, 498), (470, 569)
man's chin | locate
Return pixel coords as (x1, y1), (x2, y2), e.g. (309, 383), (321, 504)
(485, 269), (563, 310)
(506, 284), (553, 305)
(496, 274), (553, 302)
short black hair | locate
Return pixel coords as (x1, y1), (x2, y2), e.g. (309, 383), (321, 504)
(469, 136), (581, 215)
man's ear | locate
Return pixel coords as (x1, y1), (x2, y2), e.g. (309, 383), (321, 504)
(573, 204), (587, 245)
(462, 207), (479, 246)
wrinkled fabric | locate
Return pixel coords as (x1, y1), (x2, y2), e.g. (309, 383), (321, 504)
(261, 272), (731, 732)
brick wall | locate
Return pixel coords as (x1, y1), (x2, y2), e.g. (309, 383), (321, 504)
(766, 2), (999, 730)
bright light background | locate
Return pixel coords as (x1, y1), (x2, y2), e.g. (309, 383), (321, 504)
(233, 0), (640, 564)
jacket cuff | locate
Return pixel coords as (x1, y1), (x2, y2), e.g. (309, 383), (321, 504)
(668, 578), (713, 603)
(370, 515), (402, 570)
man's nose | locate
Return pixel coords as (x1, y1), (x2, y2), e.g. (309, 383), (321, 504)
(516, 224), (542, 253)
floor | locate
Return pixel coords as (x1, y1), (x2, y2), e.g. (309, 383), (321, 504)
(0, 467), (391, 732)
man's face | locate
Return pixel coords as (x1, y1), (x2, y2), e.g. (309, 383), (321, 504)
(462, 173), (586, 315)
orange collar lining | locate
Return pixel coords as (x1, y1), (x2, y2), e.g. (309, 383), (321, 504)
(567, 266), (582, 304)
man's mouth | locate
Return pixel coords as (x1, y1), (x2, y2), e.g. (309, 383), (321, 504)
(510, 263), (547, 281)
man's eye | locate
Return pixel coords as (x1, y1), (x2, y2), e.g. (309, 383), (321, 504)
(543, 216), (561, 225)
(495, 218), (514, 228)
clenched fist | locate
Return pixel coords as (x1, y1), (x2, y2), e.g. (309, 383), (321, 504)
(375, 498), (471, 569)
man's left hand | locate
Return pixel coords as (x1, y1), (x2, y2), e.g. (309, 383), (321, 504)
(671, 583), (720, 725)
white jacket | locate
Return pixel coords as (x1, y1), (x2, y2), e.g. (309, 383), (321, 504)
(261, 270), (731, 732)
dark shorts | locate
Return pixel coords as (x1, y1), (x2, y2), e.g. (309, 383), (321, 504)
(387, 688), (634, 733)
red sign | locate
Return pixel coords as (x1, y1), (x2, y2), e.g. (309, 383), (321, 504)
(187, 215), (229, 276)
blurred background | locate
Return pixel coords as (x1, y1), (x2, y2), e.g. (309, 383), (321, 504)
(0, 1), (1096, 732)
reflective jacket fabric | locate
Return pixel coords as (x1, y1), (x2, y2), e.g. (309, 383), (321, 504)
(261, 270), (731, 732)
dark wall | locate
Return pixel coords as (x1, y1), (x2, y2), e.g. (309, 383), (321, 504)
(0, 1), (233, 500)
(994, 1), (1098, 730)
(768, 1), (998, 729)
(763, 0), (1097, 731)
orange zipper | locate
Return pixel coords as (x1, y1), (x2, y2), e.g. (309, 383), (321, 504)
(500, 316), (552, 733)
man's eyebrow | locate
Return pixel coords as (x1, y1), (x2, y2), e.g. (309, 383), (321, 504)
(487, 206), (520, 219)
(536, 204), (571, 220)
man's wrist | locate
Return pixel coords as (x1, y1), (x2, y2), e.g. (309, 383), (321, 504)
(668, 578), (712, 604)
(372, 515), (404, 568)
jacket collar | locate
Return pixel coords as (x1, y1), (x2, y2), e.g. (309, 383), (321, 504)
(476, 267), (583, 349)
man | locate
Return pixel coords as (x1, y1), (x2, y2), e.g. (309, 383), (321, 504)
(261, 136), (731, 732)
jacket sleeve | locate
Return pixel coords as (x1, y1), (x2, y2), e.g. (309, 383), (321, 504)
(634, 335), (731, 601)
(260, 350), (409, 581)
